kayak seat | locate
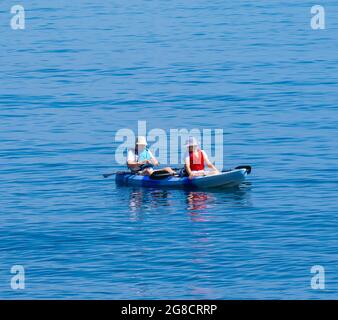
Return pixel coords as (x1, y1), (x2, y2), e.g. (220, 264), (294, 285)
(149, 170), (173, 180)
(177, 167), (188, 177)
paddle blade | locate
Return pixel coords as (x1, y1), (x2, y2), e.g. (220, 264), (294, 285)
(103, 173), (115, 178)
(234, 165), (252, 174)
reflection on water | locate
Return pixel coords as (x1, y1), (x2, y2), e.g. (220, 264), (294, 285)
(124, 184), (252, 222)
(185, 191), (214, 222)
(186, 191), (211, 212)
(129, 189), (170, 211)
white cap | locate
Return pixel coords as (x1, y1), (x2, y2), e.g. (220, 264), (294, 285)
(185, 136), (199, 147)
(136, 136), (147, 146)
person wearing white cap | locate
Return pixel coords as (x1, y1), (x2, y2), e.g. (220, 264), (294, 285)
(127, 136), (175, 176)
(184, 136), (219, 179)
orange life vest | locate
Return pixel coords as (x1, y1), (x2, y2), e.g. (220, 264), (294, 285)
(189, 150), (205, 171)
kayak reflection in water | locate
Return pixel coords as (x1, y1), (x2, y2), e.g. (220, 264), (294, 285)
(187, 191), (209, 211)
(184, 137), (219, 180)
(127, 136), (175, 176)
(129, 188), (171, 219)
(186, 191), (216, 222)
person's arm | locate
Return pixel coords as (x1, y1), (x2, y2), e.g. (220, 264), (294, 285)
(127, 150), (150, 169)
(127, 161), (141, 169)
(127, 159), (151, 168)
(148, 150), (159, 166)
(202, 151), (219, 173)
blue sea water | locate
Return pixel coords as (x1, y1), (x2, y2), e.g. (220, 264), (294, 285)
(1, 0), (338, 299)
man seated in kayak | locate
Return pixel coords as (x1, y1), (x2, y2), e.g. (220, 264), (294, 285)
(184, 137), (219, 179)
(127, 136), (175, 176)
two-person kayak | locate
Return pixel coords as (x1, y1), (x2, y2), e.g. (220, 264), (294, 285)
(109, 135), (251, 189)
(115, 166), (251, 189)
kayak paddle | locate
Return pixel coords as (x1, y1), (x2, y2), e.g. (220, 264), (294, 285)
(103, 172), (116, 178)
(103, 167), (183, 179)
(234, 165), (252, 174)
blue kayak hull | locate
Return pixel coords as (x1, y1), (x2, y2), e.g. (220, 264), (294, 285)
(115, 169), (247, 189)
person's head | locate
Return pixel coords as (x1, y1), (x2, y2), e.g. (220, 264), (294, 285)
(186, 136), (199, 152)
(135, 136), (147, 152)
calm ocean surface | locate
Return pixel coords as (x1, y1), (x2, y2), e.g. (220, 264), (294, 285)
(1, 1), (338, 299)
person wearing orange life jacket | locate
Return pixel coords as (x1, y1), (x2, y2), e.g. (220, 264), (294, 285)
(184, 137), (219, 180)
